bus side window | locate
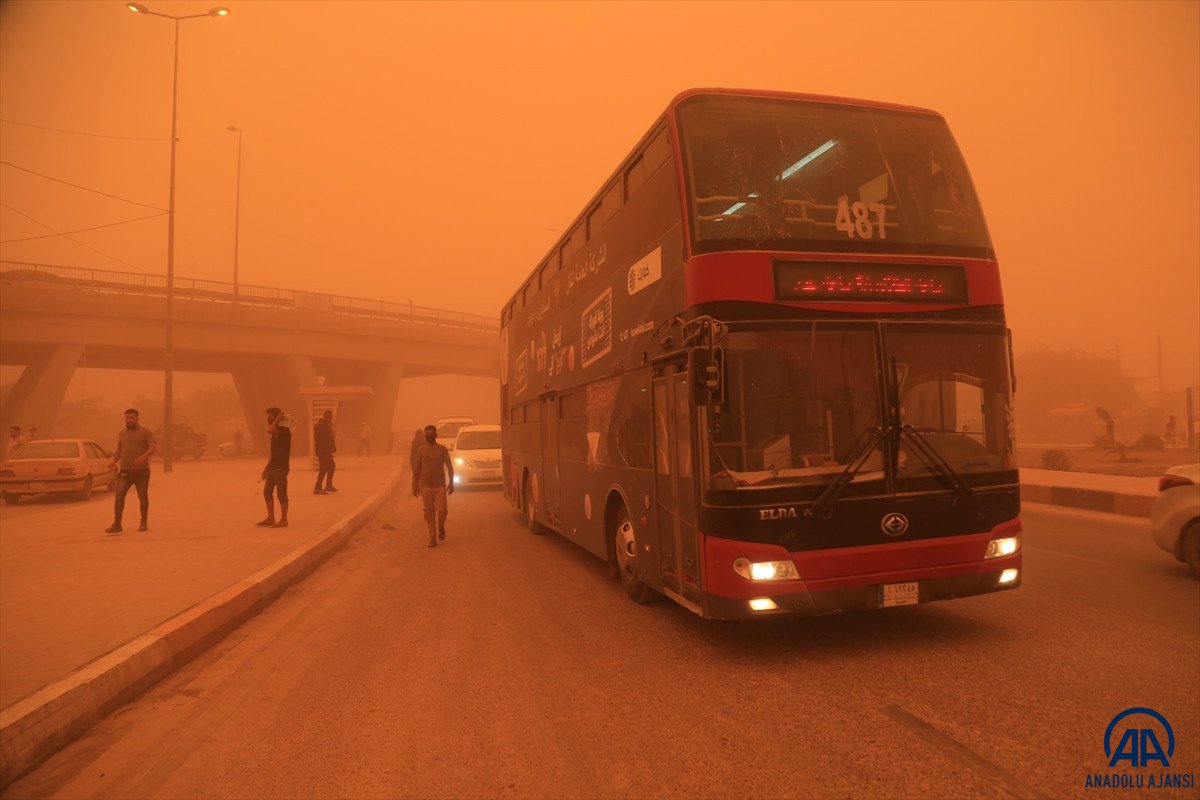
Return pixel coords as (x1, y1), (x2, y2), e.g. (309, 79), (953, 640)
(521, 284), (529, 307)
(537, 265), (546, 292)
(558, 391), (587, 462)
(602, 182), (621, 222)
(643, 130), (671, 171)
(626, 130), (671, 201)
(586, 205), (602, 240)
(625, 155), (645, 200)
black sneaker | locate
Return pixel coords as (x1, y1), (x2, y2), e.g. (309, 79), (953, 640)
(427, 540), (437, 548)
(105, 524), (123, 534)
(137, 521), (148, 532)
(438, 526), (446, 541)
(324, 486), (338, 493)
(314, 488), (327, 495)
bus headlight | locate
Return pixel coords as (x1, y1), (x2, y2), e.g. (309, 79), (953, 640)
(998, 568), (1019, 584)
(733, 557), (799, 581)
(985, 536), (1020, 559)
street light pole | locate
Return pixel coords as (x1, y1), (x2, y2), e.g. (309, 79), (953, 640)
(127, 3), (229, 473)
(227, 125), (242, 297)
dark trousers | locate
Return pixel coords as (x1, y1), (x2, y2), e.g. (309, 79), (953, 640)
(316, 452), (336, 489)
(113, 469), (150, 523)
(264, 468), (289, 503)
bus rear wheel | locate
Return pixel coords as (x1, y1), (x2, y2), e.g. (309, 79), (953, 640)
(612, 505), (658, 604)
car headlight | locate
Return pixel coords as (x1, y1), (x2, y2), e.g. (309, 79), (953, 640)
(985, 536), (1020, 559)
(454, 457), (465, 465)
(732, 557), (800, 581)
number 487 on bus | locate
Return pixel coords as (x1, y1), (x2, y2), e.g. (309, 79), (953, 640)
(836, 198), (888, 240)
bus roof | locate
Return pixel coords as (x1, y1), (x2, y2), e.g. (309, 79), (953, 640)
(664, 87), (942, 118)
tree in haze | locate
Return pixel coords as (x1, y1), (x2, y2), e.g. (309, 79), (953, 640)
(1014, 347), (1139, 443)
(53, 395), (115, 442)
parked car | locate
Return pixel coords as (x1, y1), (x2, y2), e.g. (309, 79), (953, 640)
(0, 439), (116, 504)
(154, 424), (207, 460)
(1151, 463), (1200, 578)
(450, 424), (502, 487)
(434, 415), (475, 448)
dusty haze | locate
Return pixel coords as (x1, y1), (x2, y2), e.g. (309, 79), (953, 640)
(1, 0), (1198, 433)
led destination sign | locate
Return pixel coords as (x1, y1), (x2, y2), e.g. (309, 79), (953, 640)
(774, 261), (968, 304)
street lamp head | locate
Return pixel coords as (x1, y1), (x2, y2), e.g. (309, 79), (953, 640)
(227, 125), (241, 132)
(127, 3), (148, 12)
(209, 7), (230, 16)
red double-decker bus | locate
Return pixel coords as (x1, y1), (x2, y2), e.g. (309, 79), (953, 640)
(499, 88), (1021, 619)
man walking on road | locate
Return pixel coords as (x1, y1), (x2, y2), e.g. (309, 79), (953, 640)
(313, 410), (338, 494)
(106, 409), (157, 534)
(257, 407), (292, 528)
(411, 424), (454, 548)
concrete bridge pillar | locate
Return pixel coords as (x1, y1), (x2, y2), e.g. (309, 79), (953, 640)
(0, 344), (84, 438)
(231, 355), (320, 457)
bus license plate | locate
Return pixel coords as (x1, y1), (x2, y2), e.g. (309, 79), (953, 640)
(881, 582), (920, 607)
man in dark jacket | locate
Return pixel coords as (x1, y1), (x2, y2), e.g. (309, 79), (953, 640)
(313, 410), (337, 494)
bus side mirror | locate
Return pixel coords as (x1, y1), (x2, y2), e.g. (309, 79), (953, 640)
(692, 348), (724, 407)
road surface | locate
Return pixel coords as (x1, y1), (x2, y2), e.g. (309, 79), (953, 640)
(5, 495), (1198, 799)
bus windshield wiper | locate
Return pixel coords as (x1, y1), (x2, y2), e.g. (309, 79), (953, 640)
(899, 425), (978, 506)
(805, 426), (887, 520)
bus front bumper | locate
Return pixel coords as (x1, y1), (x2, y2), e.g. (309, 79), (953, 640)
(701, 523), (1023, 620)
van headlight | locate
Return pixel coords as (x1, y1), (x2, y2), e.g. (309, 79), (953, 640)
(732, 557), (799, 581)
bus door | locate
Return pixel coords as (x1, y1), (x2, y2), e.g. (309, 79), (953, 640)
(651, 362), (702, 604)
(539, 395), (560, 529)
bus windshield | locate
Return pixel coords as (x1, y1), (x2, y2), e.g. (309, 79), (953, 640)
(705, 327), (884, 492)
(678, 95), (992, 258)
(705, 324), (1014, 494)
(887, 325), (1014, 481)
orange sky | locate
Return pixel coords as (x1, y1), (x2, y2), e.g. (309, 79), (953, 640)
(1, 0), (1197, 393)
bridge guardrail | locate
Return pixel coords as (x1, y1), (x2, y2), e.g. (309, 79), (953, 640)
(0, 261), (500, 332)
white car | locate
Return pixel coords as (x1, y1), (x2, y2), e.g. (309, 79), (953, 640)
(434, 415), (475, 448)
(1, 439), (116, 503)
(450, 424), (502, 487)
(1151, 463), (1200, 578)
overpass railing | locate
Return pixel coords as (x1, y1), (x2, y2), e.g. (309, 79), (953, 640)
(0, 261), (500, 332)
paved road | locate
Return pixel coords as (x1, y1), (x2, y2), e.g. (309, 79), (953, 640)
(5, 496), (1198, 799)
(0, 455), (403, 708)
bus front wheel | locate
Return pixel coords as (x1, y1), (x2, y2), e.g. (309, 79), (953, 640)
(612, 505), (658, 604)
(523, 474), (541, 534)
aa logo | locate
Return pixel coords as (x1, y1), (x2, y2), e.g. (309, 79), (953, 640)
(1104, 707), (1175, 768)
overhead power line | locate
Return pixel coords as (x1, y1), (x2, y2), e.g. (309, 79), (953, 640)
(0, 202), (148, 271)
(0, 161), (167, 211)
(0, 211), (167, 243)
(0, 118), (167, 142)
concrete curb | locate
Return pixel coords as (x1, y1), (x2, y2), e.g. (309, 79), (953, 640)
(0, 464), (406, 790)
(1022, 484), (1153, 518)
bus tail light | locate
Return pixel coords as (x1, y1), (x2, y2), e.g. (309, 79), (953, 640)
(984, 536), (1020, 559)
(733, 557), (800, 581)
